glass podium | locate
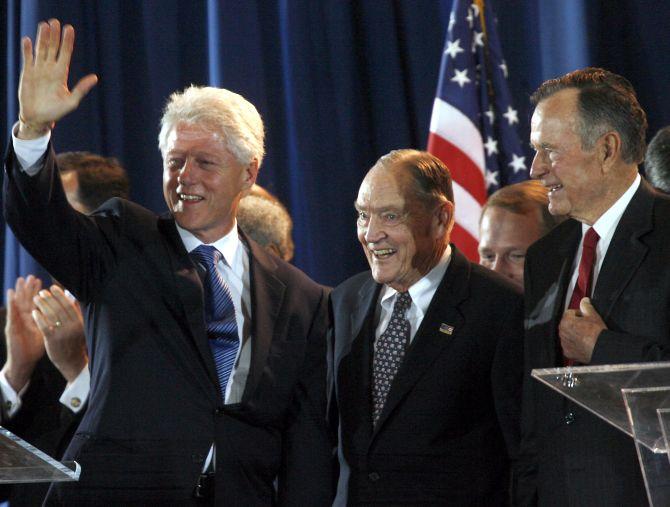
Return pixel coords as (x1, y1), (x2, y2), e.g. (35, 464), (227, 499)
(533, 361), (670, 506)
(0, 426), (79, 483)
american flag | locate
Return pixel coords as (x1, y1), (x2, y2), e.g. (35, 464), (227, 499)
(427, 0), (528, 261)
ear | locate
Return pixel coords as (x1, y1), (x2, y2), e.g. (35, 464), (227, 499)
(241, 158), (260, 190)
(598, 131), (622, 173)
(434, 200), (455, 237)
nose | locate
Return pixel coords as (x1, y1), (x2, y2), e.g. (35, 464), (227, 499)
(177, 157), (195, 186)
(491, 256), (509, 277)
(529, 151), (546, 180)
(364, 215), (385, 244)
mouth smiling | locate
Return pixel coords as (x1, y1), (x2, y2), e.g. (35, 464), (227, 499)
(370, 247), (397, 259)
(546, 183), (563, 195)
(179, 193), (204, 202)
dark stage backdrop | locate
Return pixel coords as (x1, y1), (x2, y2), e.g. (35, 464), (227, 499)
(2, 0), (670, 289)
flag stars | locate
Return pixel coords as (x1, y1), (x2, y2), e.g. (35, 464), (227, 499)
(485, 170), (499, 188)
(484, 137), (499, 157)
(448, 12), (456, 33)
(484, 106), (495, 124)
(508, 154), (527, 173)
(503, 106), (519, 125)
(451, 68), (471, 88)
(465, 10), (475, 28)
(471, 31), (485, 53)
(444, 39), (464, 59)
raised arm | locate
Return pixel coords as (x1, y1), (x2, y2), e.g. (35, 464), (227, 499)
(17, 19), (97, 140)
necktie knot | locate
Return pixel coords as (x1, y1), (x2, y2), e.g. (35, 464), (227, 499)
(191, 244), (222, 269)
(583, 227), (600, 251)
(394, 291), (412, 312)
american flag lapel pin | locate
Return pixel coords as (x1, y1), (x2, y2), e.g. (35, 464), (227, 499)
(439, 323), (454, 335)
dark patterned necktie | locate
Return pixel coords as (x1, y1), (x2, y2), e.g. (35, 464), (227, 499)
(190, 245), (240, 400)
(372, 291), (412, 425)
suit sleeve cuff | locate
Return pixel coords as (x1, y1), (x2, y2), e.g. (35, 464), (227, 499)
(59, 365), (90, 414)
(11, 121), (50, 175)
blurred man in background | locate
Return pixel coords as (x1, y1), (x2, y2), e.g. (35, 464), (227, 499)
(237, 184), (294, 261)
(644, 125), (670, 193)
(478, 180), (565, 291)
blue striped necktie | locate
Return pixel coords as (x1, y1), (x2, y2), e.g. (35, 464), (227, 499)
(190, 245), (240, 401)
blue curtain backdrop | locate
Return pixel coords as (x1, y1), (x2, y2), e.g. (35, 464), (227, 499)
(2, 0), (670, 290)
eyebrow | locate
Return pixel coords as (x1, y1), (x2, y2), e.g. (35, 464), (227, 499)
(353, 202), (404, 213)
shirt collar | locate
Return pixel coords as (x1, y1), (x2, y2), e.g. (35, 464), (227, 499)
(175, 220), (241, 269)
(380, 245), (452, 317)
(586, 173), (640, 240)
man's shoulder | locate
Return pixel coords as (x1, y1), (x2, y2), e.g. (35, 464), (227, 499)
(462, 260), (523, 308)
(247, 240), (325, 300)
(527, 218), (579, 260)
(332, 271), (374, 301)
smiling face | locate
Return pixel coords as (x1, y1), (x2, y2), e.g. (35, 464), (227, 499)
(162, 122), (258, 243)
(529, 88), (606, 224)
(355, 166), (450, 292)
(478, 206), (545, 291)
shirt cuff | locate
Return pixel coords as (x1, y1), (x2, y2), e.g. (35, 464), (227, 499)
(11, 121), (50, 175)
(0, 370), (29, 419)
(59, 365), (90, 414)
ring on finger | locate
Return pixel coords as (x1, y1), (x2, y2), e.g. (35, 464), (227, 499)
(55, 320), (62, 327)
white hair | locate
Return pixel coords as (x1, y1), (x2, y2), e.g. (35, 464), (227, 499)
(158, 85), (265, 167)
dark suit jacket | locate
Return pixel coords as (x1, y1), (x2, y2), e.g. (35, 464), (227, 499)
(330, 248), (524, 506)
(0, 308), (85, 507)
(515, 181), (670, 506)
(4, 145), (334, 506)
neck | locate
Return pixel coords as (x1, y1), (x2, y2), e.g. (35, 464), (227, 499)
(577, 167), (637, 225)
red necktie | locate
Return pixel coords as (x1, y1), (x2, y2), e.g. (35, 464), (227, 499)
(564, 227), (600, 366)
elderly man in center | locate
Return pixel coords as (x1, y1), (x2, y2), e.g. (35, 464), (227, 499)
(329, 149), (523, 505)
(4, 19), (333, 505)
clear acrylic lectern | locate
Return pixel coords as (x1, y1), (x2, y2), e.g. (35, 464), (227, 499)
(533, 361), (670, 507)
(0, 426), (80, 483)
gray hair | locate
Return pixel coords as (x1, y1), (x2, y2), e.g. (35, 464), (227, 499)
(645, 126), (670, 193)
(158, 85), (265, 167)
(531, 67), (647, 165)
(237, 195), (294, 261)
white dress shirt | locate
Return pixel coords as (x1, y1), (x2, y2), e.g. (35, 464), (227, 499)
(374, 246), (452, 345)
(564, 174), (641, 310)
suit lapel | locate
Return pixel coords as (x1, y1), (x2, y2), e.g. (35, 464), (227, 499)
(352, 279), (381, 433)
(242, 234), (286, 402)
(370, 249), (468, 440)
(592, 182), (652, 319)
(544, 221), (582, 366)
(338, 277), (380, 444)
(157, 216), (220, 401)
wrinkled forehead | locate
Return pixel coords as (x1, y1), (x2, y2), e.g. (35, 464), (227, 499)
(531, 89), (580, 131)
(355, 167), (411, 209)
(164, 122), (226, 152)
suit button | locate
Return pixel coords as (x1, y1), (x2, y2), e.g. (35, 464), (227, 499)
(565, 412), (575, 425)
(368, 472), (380, 482)
(214, 407), (224, 416)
